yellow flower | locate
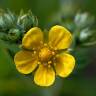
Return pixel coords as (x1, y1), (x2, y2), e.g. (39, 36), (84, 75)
(14, 25), (75, 86)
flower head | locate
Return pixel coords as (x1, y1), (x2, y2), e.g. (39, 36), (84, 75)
(14, 25), (75, 86)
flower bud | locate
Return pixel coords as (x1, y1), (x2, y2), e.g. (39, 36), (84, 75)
(79, 28), (91, 41)
(74, 12), (95, 29)
(79, 28), (96, 46)
(17, 10), (38, 31)
(0, 9), (16, 31)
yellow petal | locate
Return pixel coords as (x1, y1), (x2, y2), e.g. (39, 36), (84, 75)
(22, 27), (43, 50)
(55, 53), (75, 77)
(14, 50), (38, 74)
(34, 65), (55, 86)
(49, 25), (72, 50)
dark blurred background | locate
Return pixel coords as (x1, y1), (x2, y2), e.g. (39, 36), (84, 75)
(0, 0), (96, 96)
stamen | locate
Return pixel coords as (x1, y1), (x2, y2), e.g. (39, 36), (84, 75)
(33, 51), (36, 54)
(44, 43), (47, 46)
(48, 61), (52, 64)
(52, 51), (55, 55)
(54, 48), (57, 50)
(38, 62), (41, 65)
(33, 48), (35, 50)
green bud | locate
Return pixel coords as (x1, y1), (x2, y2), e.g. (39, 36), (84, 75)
(8, 28), (21, 41)
(79, 28), (96, 46)
(0, 9), (16, 31)
(17, 10), (38, 31)
(74, 12), (95, 29)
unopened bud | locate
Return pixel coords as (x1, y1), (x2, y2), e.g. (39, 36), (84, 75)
(17, 10), (38, 31)
(0, 9), (16, 31)
(79, 28), (96, 46)
(74, 12), (95, 29)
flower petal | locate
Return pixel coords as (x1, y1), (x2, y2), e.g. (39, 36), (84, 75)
(22, 27), (44, 50)
(48, 25), (72, 50)
(34, 65), (55, 86)
(55, 53), (75, 77)
(14, 50), (38, 74)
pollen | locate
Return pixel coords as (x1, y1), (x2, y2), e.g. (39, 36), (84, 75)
(48, 61), (52, 64)
(39, 47), (52, 62)
(52, 51), (55, 55)
(44, 43), (47, 46)
(38, 61), (41, 65)
(33, 51), (36, 54)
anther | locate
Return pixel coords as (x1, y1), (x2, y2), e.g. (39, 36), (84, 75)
(38, 62), (41, 65)
(44, 43), (47, 46)
(54, 48), (57, 50)
(33, 48), (35, 50)
(48, 61), (52, 64)
(33, 51), (36, 54)
(52, 51), (55, 55)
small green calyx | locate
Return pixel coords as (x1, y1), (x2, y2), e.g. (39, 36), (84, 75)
(8, 28), (21, 41)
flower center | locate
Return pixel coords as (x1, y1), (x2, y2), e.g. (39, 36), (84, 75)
(39, 47), (55, 62)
